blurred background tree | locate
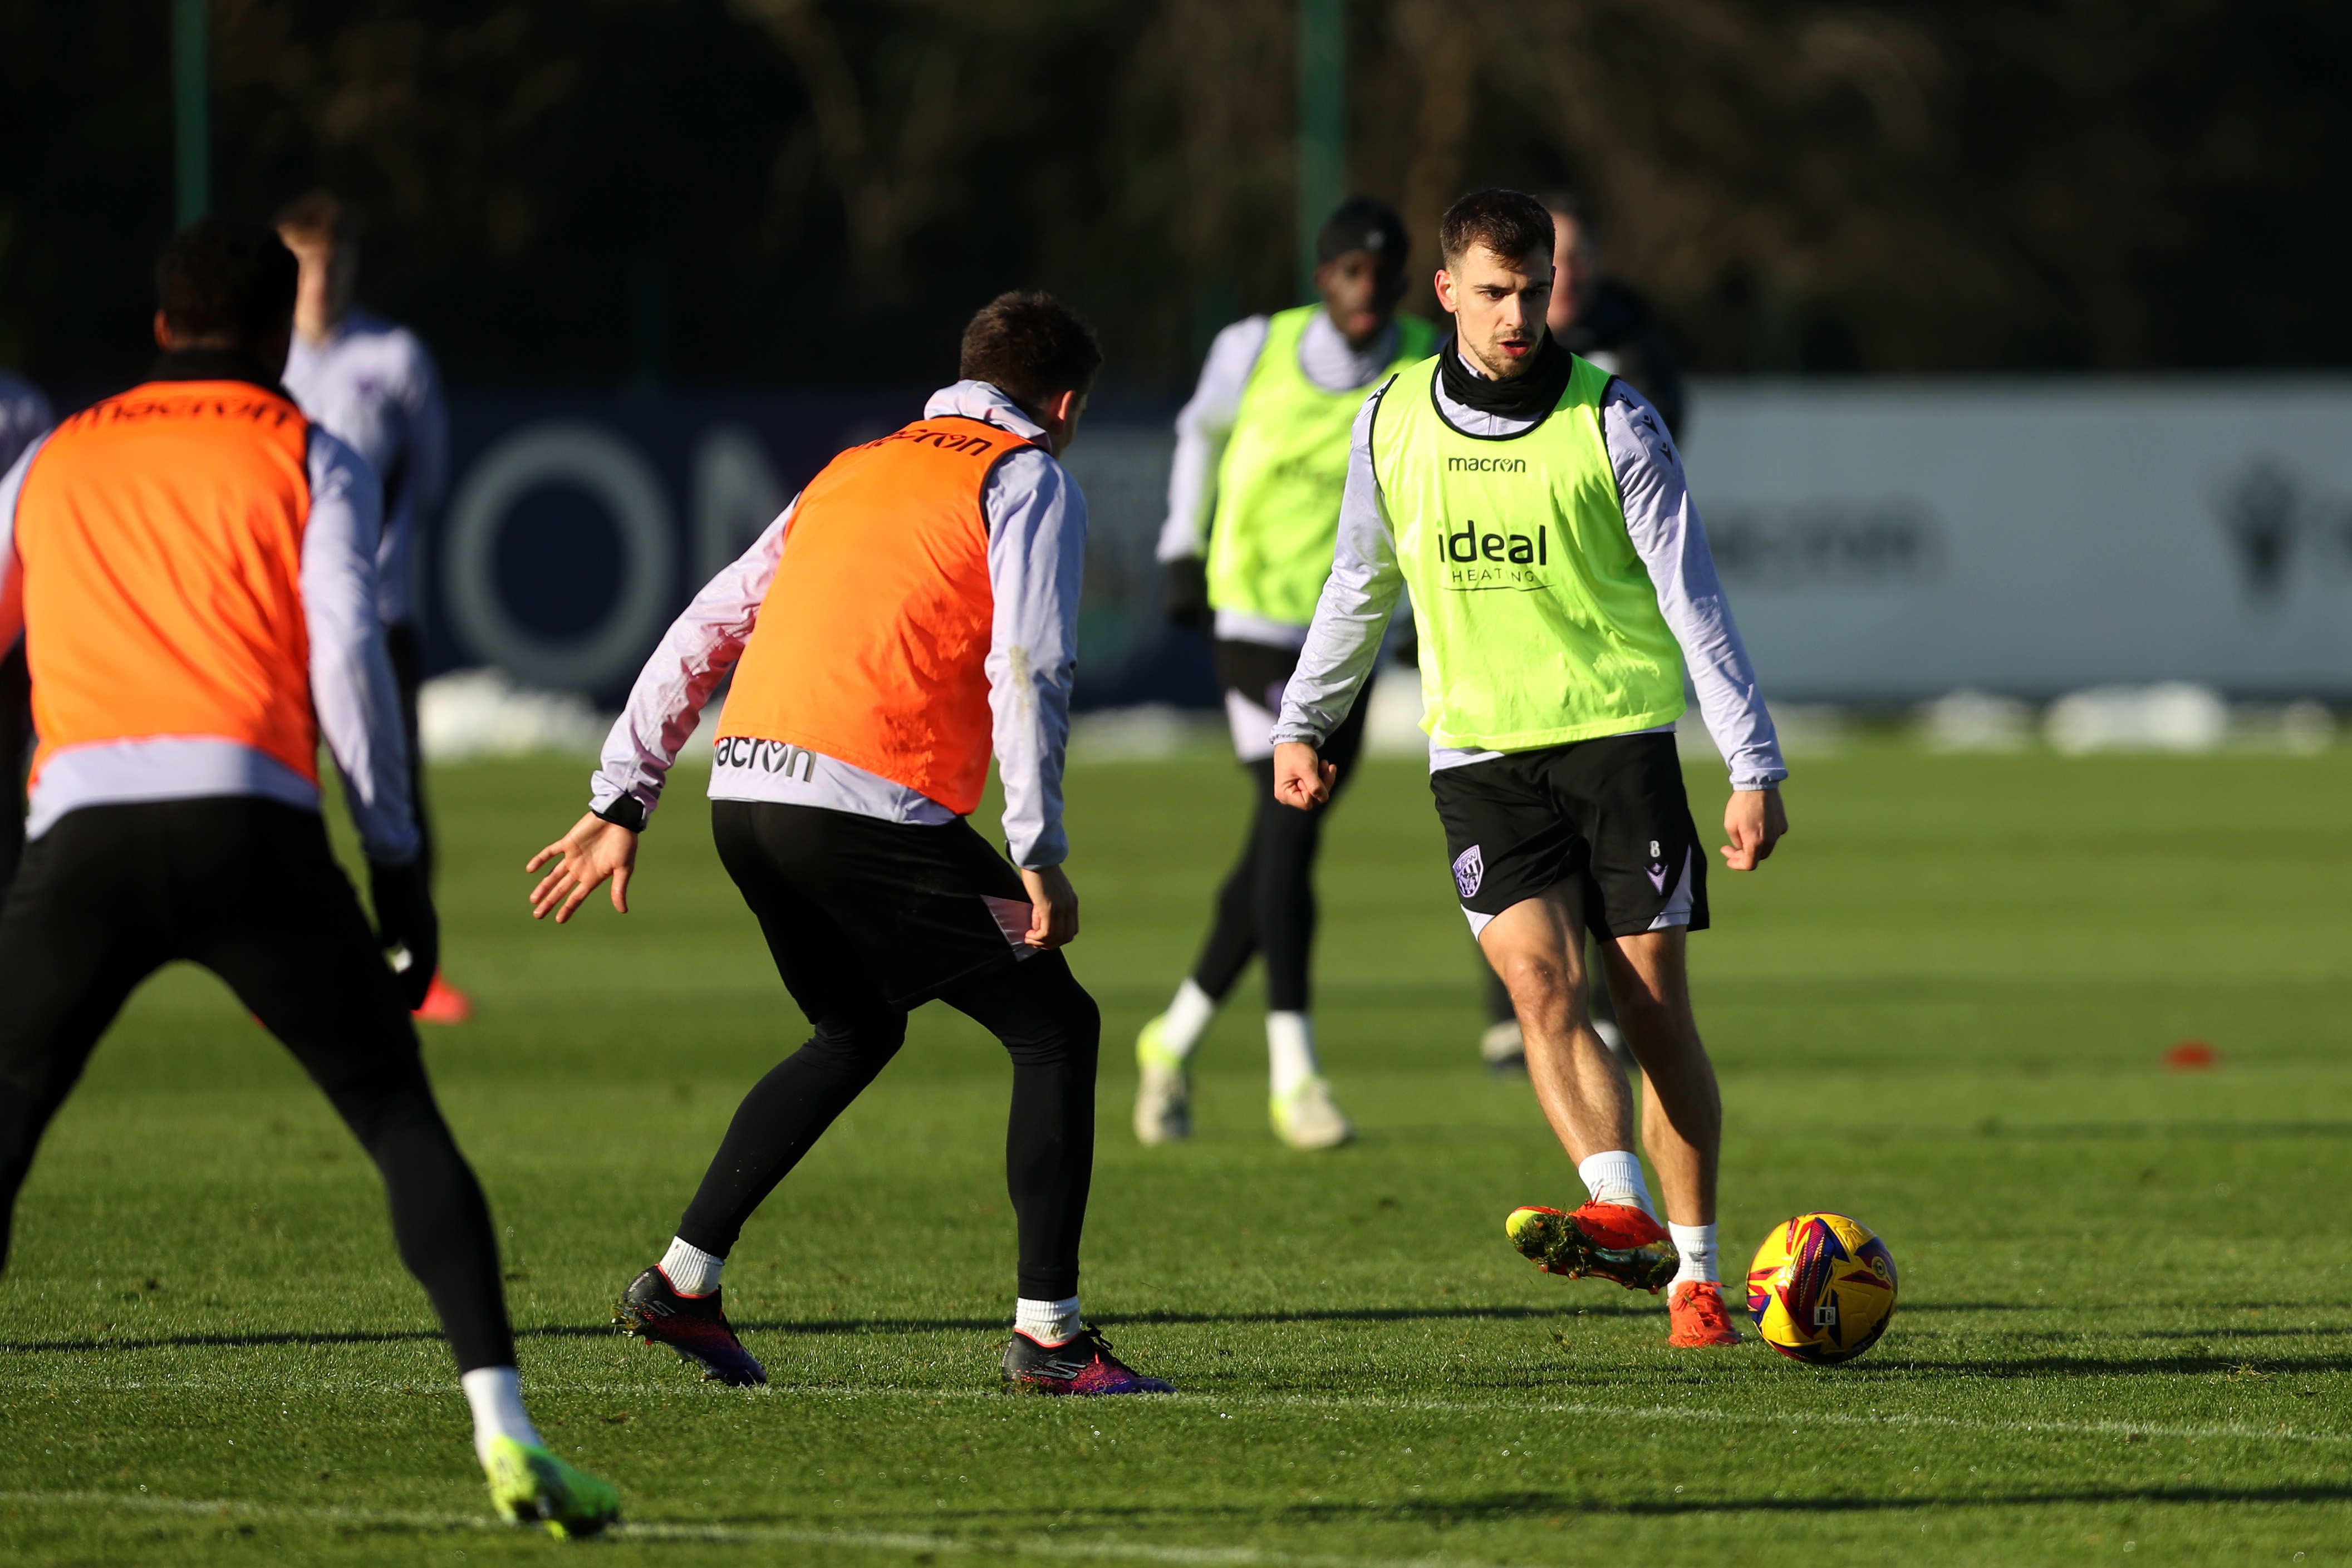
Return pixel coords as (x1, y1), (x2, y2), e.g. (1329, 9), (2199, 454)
(2, 0), (2346, 393)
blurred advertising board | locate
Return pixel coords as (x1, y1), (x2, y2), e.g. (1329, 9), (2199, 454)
(431, 394), (1204, 709)
(434, 379), (2352, 714)
(1681, 378), (2352, 701)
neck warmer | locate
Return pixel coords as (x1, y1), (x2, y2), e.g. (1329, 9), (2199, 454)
(1438, 331), (1572, 424)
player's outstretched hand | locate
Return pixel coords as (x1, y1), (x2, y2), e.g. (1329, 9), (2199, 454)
(1273, 741), (1335, 812)
(1721, 787), (1788, 871)
(527, 813), (639, 923)
(1019, 864), (1079, 948)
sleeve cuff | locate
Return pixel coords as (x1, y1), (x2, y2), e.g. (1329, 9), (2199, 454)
(593, 793), (647, 832)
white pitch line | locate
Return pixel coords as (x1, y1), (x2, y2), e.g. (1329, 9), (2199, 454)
(0, 1489), (1514, 1568)
(2, 1373), (2339, 1451)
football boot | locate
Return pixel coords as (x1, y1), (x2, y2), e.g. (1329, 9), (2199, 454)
(615, 1265), (768, 1387)
(1667, 1279), (1743, 1346)
(1270, 1075), (1353, 1149)
(1505, 1201), (1678, 1293)
(483, 1436), (621, 1539)
(413, 971), (473, 1024)
(1001, 1326), (1175, 1395)
(1133, 1014), (1192, 1144)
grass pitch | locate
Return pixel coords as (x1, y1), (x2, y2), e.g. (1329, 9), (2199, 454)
(2, 740), (2349, 1565)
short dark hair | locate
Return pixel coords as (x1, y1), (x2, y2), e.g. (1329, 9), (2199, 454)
(1317, 196), (1409, 271)
(1437, 189), (1556, 270)
(958, 291), (1102, 416)
(156, 215), (299, 345)
(274, 189), (351, 248)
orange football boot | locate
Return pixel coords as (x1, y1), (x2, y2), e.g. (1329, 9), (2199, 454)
(1667, 1280), (1742, 1346)
(413, 971), (473, 1024)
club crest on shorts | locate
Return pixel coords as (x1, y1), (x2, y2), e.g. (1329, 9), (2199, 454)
(1452, 844), (1485, 899)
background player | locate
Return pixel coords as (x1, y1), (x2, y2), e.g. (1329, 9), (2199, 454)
(1270, 190), (1787, 1349)
(0, 217), (615, 1533)
(275, 192), (466, 1024)
(1138, 198), (1438, 1150)
(528, 293), (1173, 1399)
(0, 365), (52, 893)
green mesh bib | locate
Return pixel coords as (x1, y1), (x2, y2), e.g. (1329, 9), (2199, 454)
(1370, 353), (1686, 750)
(1207, 306), (1440, 625)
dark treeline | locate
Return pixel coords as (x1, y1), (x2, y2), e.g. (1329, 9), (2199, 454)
(4, 0), (2346, 394)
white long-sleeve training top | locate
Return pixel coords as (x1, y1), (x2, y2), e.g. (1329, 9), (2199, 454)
(1156, 309), (1405, 650)
(587, 380), (1086, 869)
(1272, 371), (1789, 792)
(0, 412), (420, 863)
(284, 311), (450, 628)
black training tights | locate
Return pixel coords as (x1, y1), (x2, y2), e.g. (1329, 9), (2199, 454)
(1191, 756), (1349, 1014)
(0, 799), (513, 1372)
(676, 953), (1100, 1301)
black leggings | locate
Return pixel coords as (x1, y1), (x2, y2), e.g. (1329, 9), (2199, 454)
(682, 809), (1102, 1302)
(0, 642), (27, 893)
(0, 798), (512, 1370)
(1191, 682), (1369, 1016)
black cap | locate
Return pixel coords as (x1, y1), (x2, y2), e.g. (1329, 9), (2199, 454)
(1317, 196), (1409, 270)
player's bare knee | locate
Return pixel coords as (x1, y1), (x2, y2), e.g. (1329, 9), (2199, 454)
(1499, 950), (1573, 1016)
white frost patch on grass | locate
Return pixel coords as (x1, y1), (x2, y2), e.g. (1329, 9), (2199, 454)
(419, 670), (612, 761)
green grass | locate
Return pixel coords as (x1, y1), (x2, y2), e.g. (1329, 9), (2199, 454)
(3, 743), (2350, 1565)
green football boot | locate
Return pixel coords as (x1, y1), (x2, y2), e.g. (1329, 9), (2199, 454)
(484, 1435), (621, 1539)
(1270, 1074), (1353, 1150)
(1133, 1013), (1192, 1144)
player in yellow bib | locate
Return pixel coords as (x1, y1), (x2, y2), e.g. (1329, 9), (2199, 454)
(1138, 199), (1437, 1151)
(1271, 190), (1789, 1349)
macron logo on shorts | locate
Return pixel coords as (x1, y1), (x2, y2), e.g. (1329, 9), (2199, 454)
(1452, 845), (1484, 900)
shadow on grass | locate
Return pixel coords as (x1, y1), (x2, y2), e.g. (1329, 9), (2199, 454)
(1346, 1481), (2352, 1520)
(671, 1479), (2352, 1541)
(0, 1301), (1659, 1357)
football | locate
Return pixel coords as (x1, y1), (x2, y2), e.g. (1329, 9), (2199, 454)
(1745, 1212), (1898, 1364)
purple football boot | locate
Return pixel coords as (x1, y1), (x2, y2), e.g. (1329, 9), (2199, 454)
(1001, 1326), (1175, 1395)
(615, 1266), (768, 1387)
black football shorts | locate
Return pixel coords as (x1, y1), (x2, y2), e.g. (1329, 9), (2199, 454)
(711, 800), (1040, 1009)
(1428, 731), (1708, 940)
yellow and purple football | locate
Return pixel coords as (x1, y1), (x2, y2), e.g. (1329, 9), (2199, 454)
(1745, 1212), (1897, 1365)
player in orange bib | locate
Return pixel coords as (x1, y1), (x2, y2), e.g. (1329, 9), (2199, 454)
(0, 218), (617, 1533)
(529, 293), (1173, 1398)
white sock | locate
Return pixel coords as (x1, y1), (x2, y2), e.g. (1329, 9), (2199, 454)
(1670, 1222), (1718, 1288)
(660, 1236), (723, 1297)
(461, 1366), (544, 1467)
(1575, 1150), (1658, 1219)
(1266, 1010), (1320, 1099)
(1015, 1295), (1082, 1345)
(1158, 979), (1215, 1057)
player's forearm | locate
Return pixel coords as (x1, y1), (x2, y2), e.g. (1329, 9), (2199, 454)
(989, 669), (1071, 868)
(984, 454), (1082, 868)
(1156, 422), (1225, 563)
(1605, 389), (1786, 789)
(590, 506), (790, 827)
(301, 432), (420, 863)
(1157, 318), (1264, 563)
(1273, 402), (1404, 746)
